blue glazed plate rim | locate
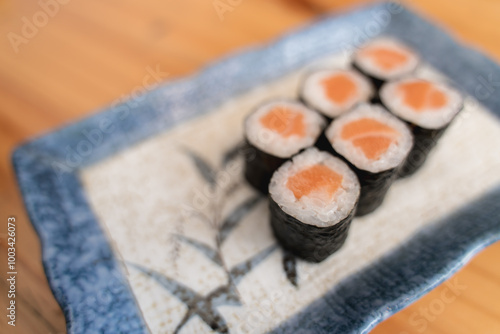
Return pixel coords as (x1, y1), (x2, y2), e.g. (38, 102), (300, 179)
(12, 3), (500, 333)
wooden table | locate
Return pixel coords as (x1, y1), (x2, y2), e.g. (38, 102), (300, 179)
(1, 0), (499, 333)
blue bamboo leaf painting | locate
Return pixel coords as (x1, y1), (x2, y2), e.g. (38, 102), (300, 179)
(219, 195), (263, 243)
(129, 144), (301, 333)
(183, 147), (217, 186)
(175, 234), (223, 267)
(221, 142), (244, 167)
(128, 262), (198, 306)
(129, 262), (238, 334)
(230, 245), (278, 285)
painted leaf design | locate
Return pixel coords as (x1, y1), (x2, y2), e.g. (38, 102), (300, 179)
(131, 262), (235, 334)
(207, 284), (241, 307)
(283, 250), (298, 287)
(230, 244), (277, 285)
(128, 262), (199, 305)
(174, 311), (195, 334)
(175, 234), (223, 267)
(174, 306), (229, 334)
(184, 148), (217, 186)
(221, 142), (244, 167)
(219, 195), (262, 243)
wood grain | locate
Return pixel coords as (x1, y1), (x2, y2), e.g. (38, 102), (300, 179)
(0, 0), (499, 333)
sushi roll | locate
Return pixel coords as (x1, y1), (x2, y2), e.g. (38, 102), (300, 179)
(269, 148), (360, 262)
(244, 100), (325, 193)
(299, 68), (374, 120)
(323, 104), (413, 216)
(380, 77), (463, 177)
(353, 37), (420, 90)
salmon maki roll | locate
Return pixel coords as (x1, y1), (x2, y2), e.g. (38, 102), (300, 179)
(299, 69), (374, 120)
(353, 37), (420, 89)
(380, 77), (463, 177)
(323, 104), (413, 215)
(244, 100), (325, 193)
(269, 148), (360, 262)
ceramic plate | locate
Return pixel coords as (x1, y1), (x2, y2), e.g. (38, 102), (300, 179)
(13, 3), (500, 333)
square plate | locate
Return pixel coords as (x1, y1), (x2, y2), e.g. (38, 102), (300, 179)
(13, 3), (500, 334)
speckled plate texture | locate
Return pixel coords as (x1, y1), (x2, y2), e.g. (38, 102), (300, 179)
(13, 3), (500, 334)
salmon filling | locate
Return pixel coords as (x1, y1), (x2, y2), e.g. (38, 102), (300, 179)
(260, 107), (306, 138)
(321, 73), (357, 104)
(398, 81), (448, 111)
(341, 118), (399, 160)
(361, 46), (409, 70)
(286, 164), (343, 200)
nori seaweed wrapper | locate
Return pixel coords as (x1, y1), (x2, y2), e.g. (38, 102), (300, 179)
(397, 124), (447, 177)
(243, 140), (286, 194)
(318, 138), (399, 216)
(269, 196), (355, 263)
(314, 131), (333, 153)
(370, 93), (383, 106)
(378, 82), (463, 177)
(352, 62), (386, 91)
(351, 165), (398, 216)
